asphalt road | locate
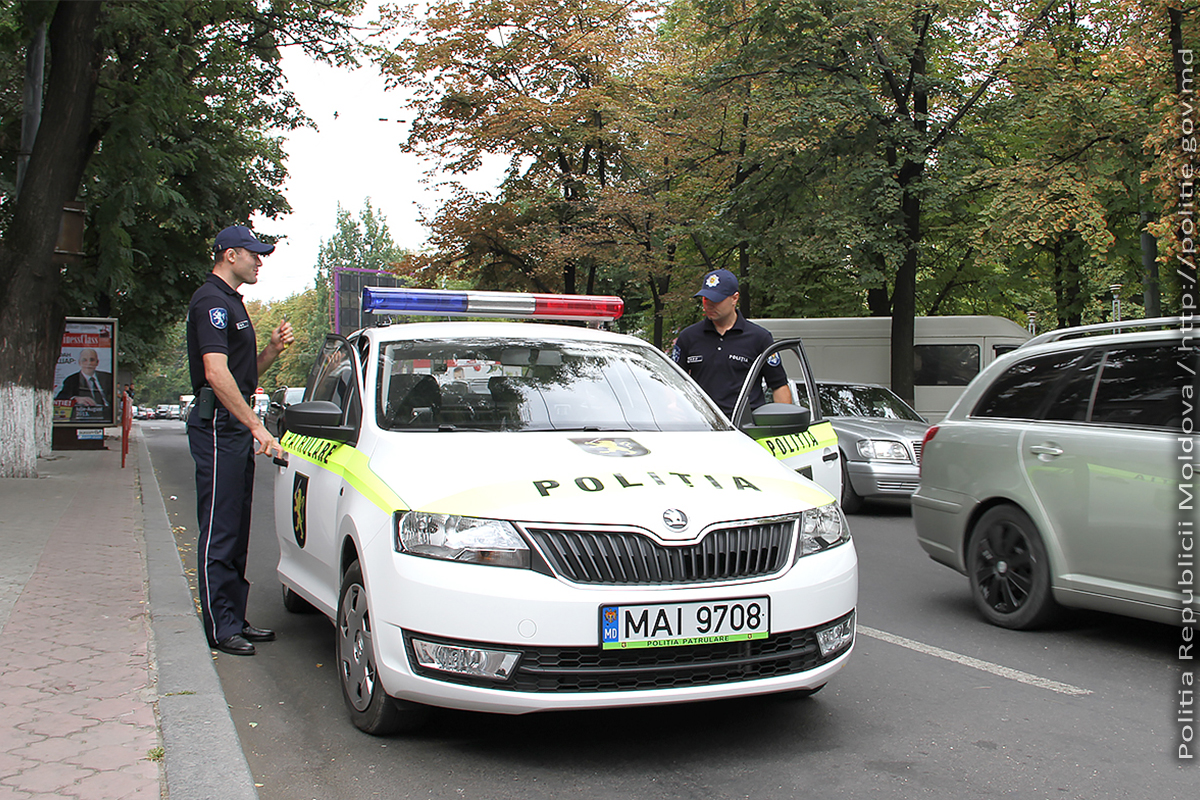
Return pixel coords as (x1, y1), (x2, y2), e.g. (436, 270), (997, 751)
(142, 421), (1192, 799)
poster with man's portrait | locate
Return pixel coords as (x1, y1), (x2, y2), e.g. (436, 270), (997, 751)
(54, 318), (118, 427)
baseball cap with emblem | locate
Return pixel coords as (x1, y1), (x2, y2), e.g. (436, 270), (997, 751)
(213, 225), (275, 256)
(694, 269), (739, 302)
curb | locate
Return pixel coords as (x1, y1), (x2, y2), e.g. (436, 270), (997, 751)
(138, 432), (260, 800)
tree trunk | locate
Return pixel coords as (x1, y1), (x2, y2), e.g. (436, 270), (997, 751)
(0, 1), (105, 477)
(1141, 210), (1161, 318)
(890, 163), (922, 406)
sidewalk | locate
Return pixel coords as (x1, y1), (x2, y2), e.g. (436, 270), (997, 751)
(0, 427), (256, 799)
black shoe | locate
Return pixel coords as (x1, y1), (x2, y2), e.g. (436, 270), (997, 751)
(241, 623), (276, 642)
(214, 634), (256, 656)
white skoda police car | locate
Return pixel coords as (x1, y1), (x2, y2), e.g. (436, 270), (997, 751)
(274, 288), (855, 734)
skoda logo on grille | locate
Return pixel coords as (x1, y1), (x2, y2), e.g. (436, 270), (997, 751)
(663, 508), (688, 531)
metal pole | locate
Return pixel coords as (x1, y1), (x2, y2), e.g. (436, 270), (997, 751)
(1110, 284), (1122, 322)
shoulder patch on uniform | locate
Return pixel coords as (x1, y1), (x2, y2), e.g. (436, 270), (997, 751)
(209, 308), (228, 329)
(767, 352), (782, 367)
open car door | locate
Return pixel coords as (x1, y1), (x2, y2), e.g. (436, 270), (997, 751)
(731, 338), (841, 501)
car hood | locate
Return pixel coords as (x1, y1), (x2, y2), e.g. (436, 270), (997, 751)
(830, 417), (929, 441)
(367, 430), (834, 540)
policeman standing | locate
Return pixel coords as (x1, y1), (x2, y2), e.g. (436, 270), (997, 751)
(672, 268), (792, 418)
(187, 225), (294, 656)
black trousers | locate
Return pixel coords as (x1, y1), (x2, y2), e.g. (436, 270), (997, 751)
(188, 407), (255, 645)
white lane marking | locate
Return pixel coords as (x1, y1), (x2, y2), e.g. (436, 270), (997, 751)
(858, 625), (1092, 697)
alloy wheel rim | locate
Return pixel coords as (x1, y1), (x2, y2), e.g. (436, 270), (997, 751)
(975, 521), (1034, 614)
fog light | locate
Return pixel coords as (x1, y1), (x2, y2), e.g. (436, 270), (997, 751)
(816, 614), (855, 656)
(411, 639), (520, 681)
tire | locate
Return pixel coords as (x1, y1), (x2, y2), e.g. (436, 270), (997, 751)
(839, 458), (864, 515)
(967, 505), (1061, 630)
(337, 561), (430, 735)
(281, 583), (317, 614)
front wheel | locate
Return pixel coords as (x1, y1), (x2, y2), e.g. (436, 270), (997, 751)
(337, 561), (430, 735)
(967, 505), (1060, 630)
(839, 458), (864, 514)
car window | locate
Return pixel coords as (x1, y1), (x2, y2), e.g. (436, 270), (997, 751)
(914, 344), (980, 386)
(1042, 350), (1103, 422)
(375, 337), (726, 432)
(1089, 345), (1185, 429)
(305, 337), (362, 430)
(818, 384), (924, 421)
(973, 350), (1090, 419)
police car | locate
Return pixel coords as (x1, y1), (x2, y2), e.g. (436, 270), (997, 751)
(274, 288), (856, 734)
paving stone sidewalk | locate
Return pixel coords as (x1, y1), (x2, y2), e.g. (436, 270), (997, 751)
(0, 429), (257, 800)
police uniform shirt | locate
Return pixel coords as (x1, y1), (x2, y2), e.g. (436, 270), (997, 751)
(187, 273), (258, 398)
(672, 311), (787, 416)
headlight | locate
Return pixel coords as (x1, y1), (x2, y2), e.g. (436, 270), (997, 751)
(796, 502), (851, 558)
(856, 439), (912, 462)
(395, 512), (530, 568)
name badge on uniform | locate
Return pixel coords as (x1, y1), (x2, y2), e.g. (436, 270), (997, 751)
(687, 355), (703, 364)
(236, 320), (250, 330)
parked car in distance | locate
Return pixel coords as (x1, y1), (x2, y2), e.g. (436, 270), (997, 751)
(816, 382), (928, 513)
(265, 386), (305, 438)
(913, 318), (1193, 629)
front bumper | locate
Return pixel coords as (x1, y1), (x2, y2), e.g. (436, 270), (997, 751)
(366, 540), (858, 714)
(846, 460), (920, 499)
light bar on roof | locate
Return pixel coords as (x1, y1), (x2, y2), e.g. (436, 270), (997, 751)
(362, 287), (624, 321)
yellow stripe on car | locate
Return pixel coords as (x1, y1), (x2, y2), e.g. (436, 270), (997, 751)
(754, 420), (839, 462)
(281, 431), (406, 513)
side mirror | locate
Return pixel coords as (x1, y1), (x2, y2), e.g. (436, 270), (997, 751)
(284, 400), (356, 443)
(742, 402), (812, 436)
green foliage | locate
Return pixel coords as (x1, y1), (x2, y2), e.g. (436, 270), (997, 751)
(134, 320), (191, 407)
(0, 0), (365, 376)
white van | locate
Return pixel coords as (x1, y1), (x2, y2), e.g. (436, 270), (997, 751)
(754, 316), (1031, 421)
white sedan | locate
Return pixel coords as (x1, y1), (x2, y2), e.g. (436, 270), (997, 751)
(274, 288), (857, 734)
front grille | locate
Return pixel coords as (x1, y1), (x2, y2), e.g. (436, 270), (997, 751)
(403, 612), (853, 693)
(525, 521), (795, 585)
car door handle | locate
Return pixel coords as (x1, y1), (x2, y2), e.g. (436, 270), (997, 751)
(823, 451), (839, 462)
(1029, 443), (1063, 459)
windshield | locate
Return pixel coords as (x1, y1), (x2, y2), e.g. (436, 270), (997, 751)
(375, 337), (728, 432)
(817, 384), (925, 422)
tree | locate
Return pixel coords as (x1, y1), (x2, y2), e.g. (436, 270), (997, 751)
(377, 0), (657, 311)
(0, 0), (363, 477)
(664, 0), (1070, 402)
(966, 0), (1172, 327)
(314, 199), (410, 331)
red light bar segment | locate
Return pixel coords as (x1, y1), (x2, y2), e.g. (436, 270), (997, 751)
(362, 287), (623, 321)
(532, 294), (625, 320)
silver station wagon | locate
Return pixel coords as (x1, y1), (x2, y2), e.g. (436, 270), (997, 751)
(913, 318), (1196, 629)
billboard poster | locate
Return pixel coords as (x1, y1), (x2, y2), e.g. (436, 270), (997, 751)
(53, 318), (118, 427)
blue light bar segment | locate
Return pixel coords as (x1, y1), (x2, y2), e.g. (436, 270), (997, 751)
(362, 287), (623, 321)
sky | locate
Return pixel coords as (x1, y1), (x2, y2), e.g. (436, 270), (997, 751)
(242, 45), (501, 303)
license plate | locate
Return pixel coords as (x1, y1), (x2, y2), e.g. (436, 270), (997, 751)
(600, 597), (770, 650)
